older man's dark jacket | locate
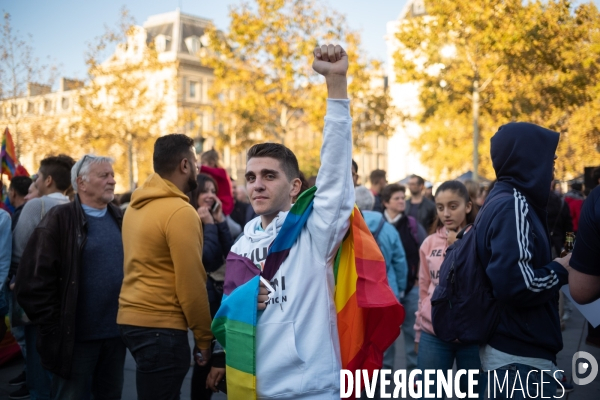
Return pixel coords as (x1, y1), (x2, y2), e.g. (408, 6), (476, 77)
(14, 196), (122, 378)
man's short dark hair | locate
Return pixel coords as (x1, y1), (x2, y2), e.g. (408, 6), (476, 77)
(369, 169), (386, 185)
(592, 167), (600, 185)
(351, 159), (358, 173)
(381, 183), (406, 204)
(39, 155), (75, 191)
(246, 143), (300, 181)
(571, 182), (583, 192)
(153, 134), (195, 175)
(9, 176), (33, 197)
(409, 174), (425, 186)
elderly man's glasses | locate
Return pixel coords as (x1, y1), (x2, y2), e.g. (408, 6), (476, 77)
(75, 155), (90, 178)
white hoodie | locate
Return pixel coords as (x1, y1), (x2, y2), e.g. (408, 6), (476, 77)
(230, 99), (354, 399)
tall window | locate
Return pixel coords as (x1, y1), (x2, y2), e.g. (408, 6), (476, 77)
(185, 36), (200, 55)
(155, 34), (171, 53)
(413, 0), (426, 15)
(189, 81), (198, 99)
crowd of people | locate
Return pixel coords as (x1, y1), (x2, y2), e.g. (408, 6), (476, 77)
(351, 127), (600, 398)
(0, 43), (599, 400)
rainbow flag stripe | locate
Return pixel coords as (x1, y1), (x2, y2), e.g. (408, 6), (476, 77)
(335, 208), (405, 376)
(212, 186), (404, 398)
(1, 127), (17, 179)
(212, 257), (259, 399)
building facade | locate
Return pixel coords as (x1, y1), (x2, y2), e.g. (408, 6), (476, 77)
(385, 0), (430, 183)
(1, 9), (388, 191)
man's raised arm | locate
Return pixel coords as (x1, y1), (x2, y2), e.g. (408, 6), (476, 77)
(308, 44), (354, 263)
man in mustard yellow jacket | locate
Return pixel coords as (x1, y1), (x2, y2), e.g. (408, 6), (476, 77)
(118, 134), (212, 400)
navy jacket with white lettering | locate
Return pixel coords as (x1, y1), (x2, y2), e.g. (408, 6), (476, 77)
(475, 122), (568, 364)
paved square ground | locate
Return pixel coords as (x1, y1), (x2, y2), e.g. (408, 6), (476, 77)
(1, 306), (598, 399)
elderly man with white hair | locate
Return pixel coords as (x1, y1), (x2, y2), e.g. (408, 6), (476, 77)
(355, 185), (408, 370)
(15, 154), (126, 400)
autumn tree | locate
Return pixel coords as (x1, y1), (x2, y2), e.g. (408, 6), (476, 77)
(393, 0), (600, 180)
(0, 12), (58, 158)
(77, 8), (176, 190)
(201, 0), (393, 176)
(26, 118), (80, 167)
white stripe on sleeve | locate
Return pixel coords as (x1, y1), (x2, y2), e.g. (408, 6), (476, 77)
(513, 189), (558, 292)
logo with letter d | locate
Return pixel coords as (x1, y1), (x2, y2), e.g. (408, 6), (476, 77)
(572, 351), (598, 386)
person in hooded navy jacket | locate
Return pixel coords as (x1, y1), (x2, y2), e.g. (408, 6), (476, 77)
(475, 122), (572, 399)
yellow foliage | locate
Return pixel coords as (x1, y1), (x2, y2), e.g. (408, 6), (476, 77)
(75, 8), (176, 190)
(200, 0), (394, 171)
(394, 0), (600, 181)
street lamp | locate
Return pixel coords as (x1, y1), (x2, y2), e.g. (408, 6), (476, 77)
(440, 45), (502, 182)
(470, 66), (503, 182)
(472, 75), (480, 182)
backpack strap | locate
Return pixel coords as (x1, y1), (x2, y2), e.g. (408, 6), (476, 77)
(372, 215), (386, 242)
(456, 224), (473, 240)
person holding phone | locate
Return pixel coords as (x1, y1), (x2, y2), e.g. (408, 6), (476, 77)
(189, 173), (233, 400)
(189, 174), (233, 312)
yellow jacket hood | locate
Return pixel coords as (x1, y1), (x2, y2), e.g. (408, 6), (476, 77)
(130, 173), (189, 209)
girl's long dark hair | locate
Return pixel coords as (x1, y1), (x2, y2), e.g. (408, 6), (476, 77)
(429, 180), (478, 234)
(189, 173), (219, 210)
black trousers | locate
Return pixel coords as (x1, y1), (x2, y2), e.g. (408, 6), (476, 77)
(119, 325), (190, 400)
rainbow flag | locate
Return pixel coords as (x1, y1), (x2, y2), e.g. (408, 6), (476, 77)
(1, 128), (28, 180)
(1, 128), (17, 179)
(334, 206), (405, 376)
(0, 185), (13, 214)
(212, 186), (404, 398)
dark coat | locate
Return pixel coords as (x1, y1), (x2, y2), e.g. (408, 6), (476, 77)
(547, 191), (573, 256)
(229, 200), (257, 231)
(202, 221), (233, 273)
(389, 214), (423, 294)
(475, 122), (566, 363)
(14, 196), (123, 378)
(405, 197), (437, 233)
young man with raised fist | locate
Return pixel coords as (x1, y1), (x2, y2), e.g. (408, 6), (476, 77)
(208, 44), (353, 399)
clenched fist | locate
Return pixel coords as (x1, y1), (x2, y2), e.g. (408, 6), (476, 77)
(313, 44), (348, 99)
(312, 44), (348, 77)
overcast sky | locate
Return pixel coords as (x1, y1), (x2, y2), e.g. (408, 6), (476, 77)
(3, 0), (407, 81)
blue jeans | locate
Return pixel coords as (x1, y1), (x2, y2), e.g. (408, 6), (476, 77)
(6, 284), (27, 361)
(119, 325), (190, 400)
(0, 284), (7, 317)
(417, 332), (482, 399)
(392, 287), (418, 372)
(25, 325), (53, 400)
(486, 363), (558, 399)
(51, 337), (126, 400)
